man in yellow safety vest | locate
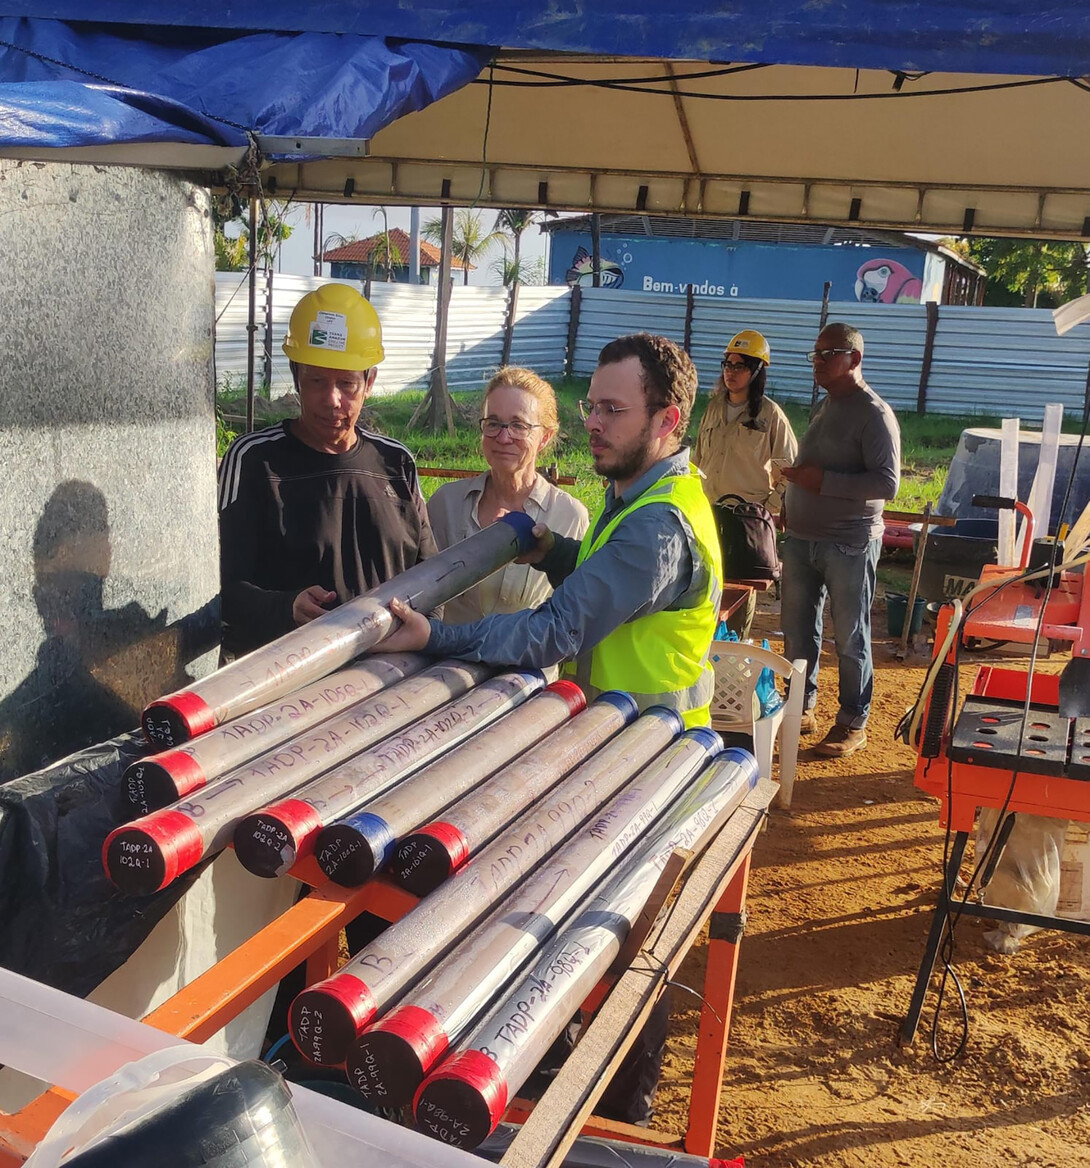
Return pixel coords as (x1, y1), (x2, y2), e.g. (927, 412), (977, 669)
(382, 331), (722, 727)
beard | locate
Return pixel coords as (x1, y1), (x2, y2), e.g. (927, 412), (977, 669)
(591, 416), (655, 483)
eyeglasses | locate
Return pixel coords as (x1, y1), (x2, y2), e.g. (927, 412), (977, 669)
(577, 399), (636, 423)
(479, 418), (541, 438)
(807, 348), (855, 362)
(721, 360), (750, 373)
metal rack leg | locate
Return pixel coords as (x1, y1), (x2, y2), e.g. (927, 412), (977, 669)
(684, 853), (751, 1156)
(900, 830), (968, 1047)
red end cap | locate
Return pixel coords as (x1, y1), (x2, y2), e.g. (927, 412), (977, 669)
(149, 692), (215, 740)
(290, 974), (375, 1065)
(372, 1005), (450, 1074)
(314, 973), (376, 1027)
(544, 679), (586, 714)
(152, 750), (207, 798)
(420, 821), (469, 873)
(267, 799), (325, 860)
(423, 1049), (508, 1131)
(103, 810), (203, 893)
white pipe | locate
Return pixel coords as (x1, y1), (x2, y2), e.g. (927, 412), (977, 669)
(414, 750), (759, 1148)
(287, 706), (678, 1068)
(141, 515), (536, 747)
(313, 682), (586, 886)
(343, 730), (725, 1108)
(104, 662), (492, 895)
(232, 671), (545, 878)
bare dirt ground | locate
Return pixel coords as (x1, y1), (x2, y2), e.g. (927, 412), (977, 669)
(656, 595), (1090, 1167)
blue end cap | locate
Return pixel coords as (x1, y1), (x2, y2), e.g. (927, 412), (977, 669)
(720, 746), (760, 788)
(520, 668), (547, 689)
(596, 690), (639, 723)
(684, 726), (724, 755)
(497, 510), (536, 553)
(644, 705), (684, 736)
(340, 811), (397, 869)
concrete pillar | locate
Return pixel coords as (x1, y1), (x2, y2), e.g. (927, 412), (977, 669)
(0, 161), (220, 780)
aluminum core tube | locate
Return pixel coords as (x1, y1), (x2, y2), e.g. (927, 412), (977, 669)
(232, 671), (545, 878)
(414, 749), (760, 1148)
(103, 661), (492, 895)
(312, 681), (586, 886)
(140, 513), (536, 747)
(287, 704), (683, 1068)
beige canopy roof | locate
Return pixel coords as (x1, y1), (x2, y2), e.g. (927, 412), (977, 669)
(256, 56), (1090, 240)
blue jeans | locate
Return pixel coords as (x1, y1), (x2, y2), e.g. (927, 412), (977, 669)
(780, 535), (881, 730)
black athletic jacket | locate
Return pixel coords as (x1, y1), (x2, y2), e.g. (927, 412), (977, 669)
(217, 421), (438, 657)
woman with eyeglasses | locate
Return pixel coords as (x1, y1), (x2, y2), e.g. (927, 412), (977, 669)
(693, 329), (797, 637)
(427, 366), (589, 630)
(693, 329), (798, 517)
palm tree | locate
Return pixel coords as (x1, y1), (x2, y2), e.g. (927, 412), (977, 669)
(371, 206), (403, 282)
(494, 209), (539, 286)
(423, 209), (505, 285)
(490, 253), (546, 286)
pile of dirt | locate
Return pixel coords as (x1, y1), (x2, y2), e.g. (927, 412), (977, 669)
(656, 600), (1090, 1167)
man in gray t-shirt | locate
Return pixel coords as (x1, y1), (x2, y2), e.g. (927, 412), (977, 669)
(780, 322), (901, 757)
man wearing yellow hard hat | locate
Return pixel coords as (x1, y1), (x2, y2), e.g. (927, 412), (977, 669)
(217, 284), (438, 659)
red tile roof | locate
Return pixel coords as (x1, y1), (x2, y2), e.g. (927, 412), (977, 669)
(322, 227), (469, 269)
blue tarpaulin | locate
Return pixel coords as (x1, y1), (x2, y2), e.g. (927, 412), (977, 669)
(3, 5), (1090, 165)
(7, 2), (1090, 77)
(0, 17), (488, 156)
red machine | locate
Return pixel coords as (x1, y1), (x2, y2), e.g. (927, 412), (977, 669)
(902, 549), (1090, 1046)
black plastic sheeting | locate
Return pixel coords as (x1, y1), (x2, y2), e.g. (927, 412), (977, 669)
(0, 730), (206, 998)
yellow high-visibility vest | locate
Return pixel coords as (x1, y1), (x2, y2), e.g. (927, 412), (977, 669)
(563, 465), (722, 727)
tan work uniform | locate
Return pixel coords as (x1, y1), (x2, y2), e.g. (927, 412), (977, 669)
(694, 391), (797, 638)
(693, 392), (798, 514)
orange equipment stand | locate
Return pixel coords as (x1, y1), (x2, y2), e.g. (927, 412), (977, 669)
(0, 784), (775, 1168)
(902, 601), (1090, 1046)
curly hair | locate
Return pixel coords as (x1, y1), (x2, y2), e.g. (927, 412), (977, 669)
(596, 333), (697, 442)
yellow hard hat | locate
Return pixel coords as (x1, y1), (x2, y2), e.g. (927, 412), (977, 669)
(282, 284), (385, 371)
(724, 329), (770, 366)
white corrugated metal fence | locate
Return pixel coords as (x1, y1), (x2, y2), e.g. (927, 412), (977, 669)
(215, 273), (1090, 416)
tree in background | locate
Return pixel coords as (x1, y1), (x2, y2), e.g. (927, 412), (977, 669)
(371, 206), (403, 281)
(212, 198), (296, 272)
(491, 254), (547, 286)
(494, 209), (536, 286)
(946, 236), (1089, 308)
(423, 209), (505, 285)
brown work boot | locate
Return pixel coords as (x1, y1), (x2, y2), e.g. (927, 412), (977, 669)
(799, 711), (817, 735)
(814, 724), (867, 758)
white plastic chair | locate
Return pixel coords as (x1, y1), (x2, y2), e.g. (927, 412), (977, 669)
(707, 641), (806, 808)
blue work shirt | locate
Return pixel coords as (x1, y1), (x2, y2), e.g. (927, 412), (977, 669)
(425, 448), (710, 670)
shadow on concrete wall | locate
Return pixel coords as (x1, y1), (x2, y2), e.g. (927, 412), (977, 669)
(0, 481), (219, 781)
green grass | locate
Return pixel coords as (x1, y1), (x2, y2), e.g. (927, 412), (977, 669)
(216, 374), (1014, 518)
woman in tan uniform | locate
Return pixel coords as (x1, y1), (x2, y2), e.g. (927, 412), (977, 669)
(694, 329), (797, 636)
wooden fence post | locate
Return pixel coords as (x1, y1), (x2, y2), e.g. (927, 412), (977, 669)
(916, 300), (940, 414)
(565, 285), (583, 379)
(810, 280), (832, 412)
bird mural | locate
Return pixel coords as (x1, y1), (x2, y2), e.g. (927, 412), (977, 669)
(855, 258), (922, 303)
(565, 246), (624, 288)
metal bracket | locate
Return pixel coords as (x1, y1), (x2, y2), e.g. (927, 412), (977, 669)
(709, 909), (746, 944)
